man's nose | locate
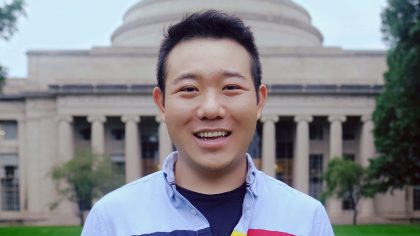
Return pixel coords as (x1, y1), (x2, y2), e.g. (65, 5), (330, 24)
(196, 91), (226, 120)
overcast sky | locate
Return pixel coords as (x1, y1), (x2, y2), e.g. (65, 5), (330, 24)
(0, 0), (388, 78)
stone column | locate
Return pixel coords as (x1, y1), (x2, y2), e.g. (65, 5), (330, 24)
(328, 115), (346, 159)
(121, 115), (142, 183)
(56, 115), (75, 213)
(261, 115), (279, 177)
(88, 115), (106, 156)
(293, 115), (312, 194)
(359, 115), (376, 219)
(57, 116), (74, 163)
(156, 116), (173, 167)
(327, 115), (346, 217)
(359, 115), (374, 170)
(17, 118), (26, 211)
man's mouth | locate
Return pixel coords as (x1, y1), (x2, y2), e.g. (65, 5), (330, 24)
(194, 130), (231, 139)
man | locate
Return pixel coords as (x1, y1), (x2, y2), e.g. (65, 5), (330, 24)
(82, 10), (334, 236)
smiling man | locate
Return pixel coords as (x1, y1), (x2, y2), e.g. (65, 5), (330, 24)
(155, 37), (264, 195)
(82, 10), (334, 236)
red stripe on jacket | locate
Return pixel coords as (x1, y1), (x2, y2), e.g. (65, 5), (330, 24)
(248, 229), (295, 236)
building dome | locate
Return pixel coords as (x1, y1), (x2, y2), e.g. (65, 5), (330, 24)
(111, 0), (323, 47)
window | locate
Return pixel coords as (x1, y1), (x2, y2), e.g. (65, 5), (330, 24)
(309, 154), (323, 200)
(139, 117), (160, 175)
(276, 121), (294, 159)
(343, 122), (356, 140)
(141, 118), (158, 160)
(343, 154), (355, 161)
(342, 192), (355, 210)
(111, 154), (125, 179)
(1, 165), (20, 211)
(310, 123), (324, 140)
(276, 159), (293, 185)
(111, 128), (125, 141)
(414, 186), (420, 211)
(275, 121), (294, 185)
(142, 134), (158, 159)
(277, 142), (294, 159)
(247, 123), (262, 159)
(0, 121), (17, 140)
(78, 127), (91, 141)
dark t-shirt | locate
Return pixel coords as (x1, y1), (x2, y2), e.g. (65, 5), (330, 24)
(176, 183), (246, 236)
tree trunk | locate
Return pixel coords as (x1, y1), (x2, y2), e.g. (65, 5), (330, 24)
(405, 186), (410, 220)
(353, 195), (360, 225)
(353, 207), (358, 225)
(352, 196), (358, 225)
(78, 202), (85, 226)
(78, 209), (84, 226)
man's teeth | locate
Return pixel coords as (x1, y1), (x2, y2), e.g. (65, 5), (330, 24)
(196, 131), (228, 138)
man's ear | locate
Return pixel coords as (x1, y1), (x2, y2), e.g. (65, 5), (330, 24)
(257, 84), (268, 119)
(153, 87), (166, 122)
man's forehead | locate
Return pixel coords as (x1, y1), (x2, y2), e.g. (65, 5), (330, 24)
(168, 37), (248, 57)
(166, 38), (251, 68)
(166, 40), (251, 81)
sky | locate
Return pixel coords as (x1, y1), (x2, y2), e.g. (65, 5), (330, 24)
(0, 0), (388, 78)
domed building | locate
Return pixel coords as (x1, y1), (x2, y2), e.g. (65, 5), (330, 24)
(0, 0), (417, 225)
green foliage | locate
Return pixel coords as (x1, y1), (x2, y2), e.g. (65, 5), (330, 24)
(51, 150), (124, 225)
(322, 158), (375, 225)
(0, 0), (25, 91)
(371, 0), (420, 191)
(0, 0), (25, 40)
(0, 65), (6, 91)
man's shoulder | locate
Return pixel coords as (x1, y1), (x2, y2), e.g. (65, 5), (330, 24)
(256, 171), (322, 209)
(94, 171), (165, 209)
(250, 171), (333, 235)
(82, 171), (173, 235)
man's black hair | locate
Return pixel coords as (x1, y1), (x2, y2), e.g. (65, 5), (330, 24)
(156, 10), (262, 100)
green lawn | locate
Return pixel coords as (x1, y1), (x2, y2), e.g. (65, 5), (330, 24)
(0, 226), (82, 236)
(333, 224), (420, 236)
(0, 224), (419, 236)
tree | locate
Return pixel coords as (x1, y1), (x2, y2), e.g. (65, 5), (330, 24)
(370, 0), (420, 191)
(322, 158), (375, 225)
(0, 0), (25, 91)
(51, 150), (125, 225)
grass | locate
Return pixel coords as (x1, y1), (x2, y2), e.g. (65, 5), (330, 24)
(333, 224), (420, 236)
(0, 226), (82, 236)
(0, 224), (419, 235)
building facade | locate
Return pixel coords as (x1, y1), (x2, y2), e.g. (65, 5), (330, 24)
(0, 0), (418, 225)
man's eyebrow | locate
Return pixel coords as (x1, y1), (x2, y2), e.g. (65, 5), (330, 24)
(172, 73), (198, 84)
(172, 71), (247, 84)
(222, 71), (247, 80)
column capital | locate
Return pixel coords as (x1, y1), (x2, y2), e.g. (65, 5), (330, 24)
(56, 115), (73, 123)
(328, 115), (346, 123)
(87, 115), (106, 123)
(121, 115), (140, 124)
(361, 115), (372, 123)
(294, 115), (313, 123)
(260, 115), (279, 123)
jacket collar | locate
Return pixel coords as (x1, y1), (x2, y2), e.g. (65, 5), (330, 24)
(162, 151), (259, 198)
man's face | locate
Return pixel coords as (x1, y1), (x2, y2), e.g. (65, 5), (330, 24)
(153, 38), (267, 175)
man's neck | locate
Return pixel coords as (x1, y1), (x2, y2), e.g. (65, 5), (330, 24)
(174, 156), (247, 194)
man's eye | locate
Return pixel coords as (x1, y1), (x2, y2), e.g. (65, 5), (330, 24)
(180, 86), (198, 92)
(224, 85), (240, 90)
